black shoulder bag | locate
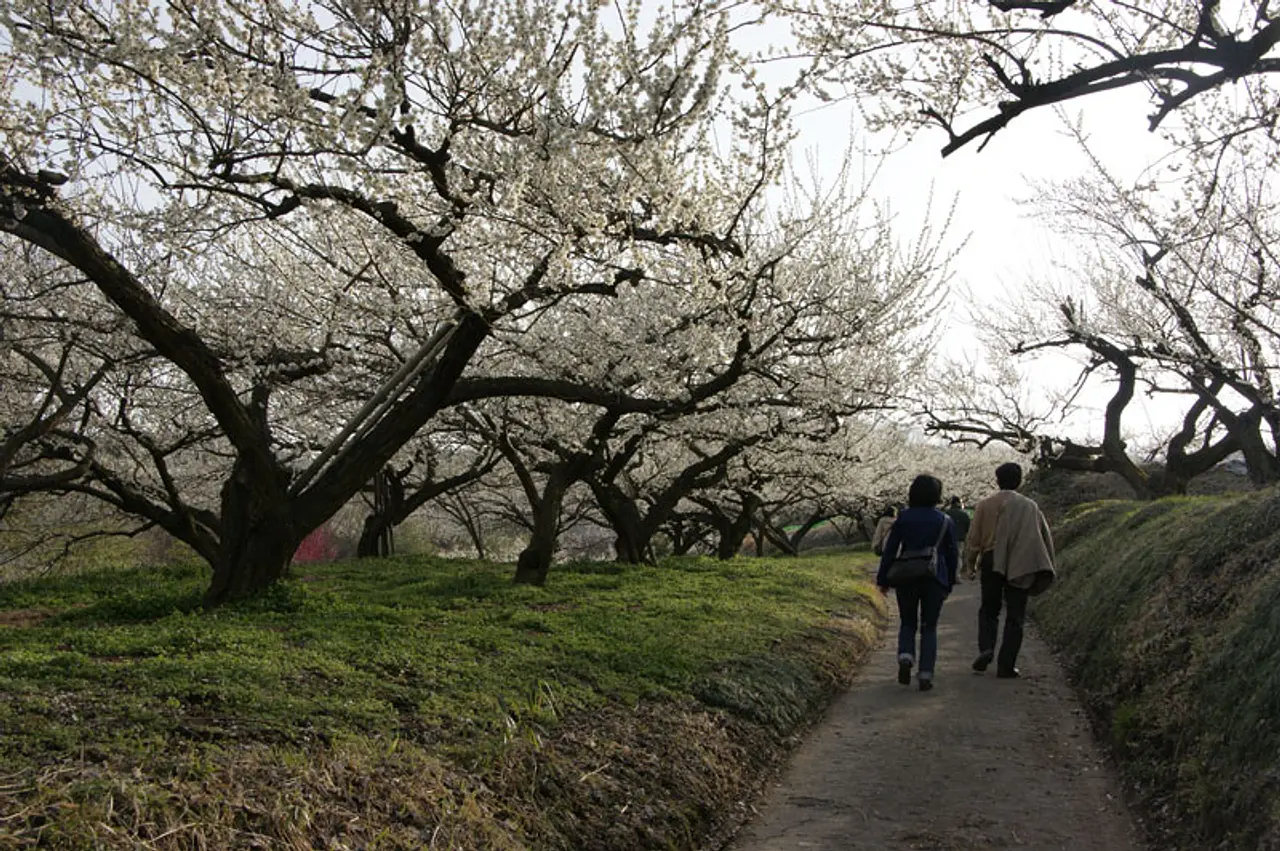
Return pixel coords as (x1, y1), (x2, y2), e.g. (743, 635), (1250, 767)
(883, 519), (947, 587)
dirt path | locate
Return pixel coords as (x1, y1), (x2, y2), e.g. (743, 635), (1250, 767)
(726, 580), (1145, 851)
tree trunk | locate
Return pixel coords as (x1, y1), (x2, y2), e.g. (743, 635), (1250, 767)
(457, 504), (488, 561)
(356, 513), (392, 557)
(672, 536), (698, 556)
(513, 467), (572, 585)
(716, 521), (750, 560)
(612, 525), (649, 564)
(666, 517), (692, 555)
(708, 493), (757, 560)
(514, 542), (552, 585)
(1238, 421), (1280, 486)
(357, 466), (402, 558)
(761, 525), (798, 556)
(1038, 437), (1153, 500)
(757, 510), (799, 556)
(1146, 467), (1191, 498)
(598, 492), (651, 564)
(204, 456), (298, 607)
(786, 510), (828, 552)
(1159, 391), (1239, 497)
(667, 517), (710, 556)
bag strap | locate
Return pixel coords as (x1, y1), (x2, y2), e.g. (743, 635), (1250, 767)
(931, 512), (948, 549)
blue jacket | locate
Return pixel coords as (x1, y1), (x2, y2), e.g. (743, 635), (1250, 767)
(875, 507), (959, 590)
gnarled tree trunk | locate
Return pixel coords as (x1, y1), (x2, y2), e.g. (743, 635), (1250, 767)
(357, 467), (403, 557)
(691, 492), (758, 560)
(513, 465), (576, 585)
(600, 494), (651, 564)
(205, 455), (299, 607)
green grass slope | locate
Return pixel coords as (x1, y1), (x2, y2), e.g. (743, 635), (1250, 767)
(0, 552), (884, 850)
(1035, 490), (1280, 851)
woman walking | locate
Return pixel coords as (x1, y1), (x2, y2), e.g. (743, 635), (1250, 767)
(875, 474), (959, 691)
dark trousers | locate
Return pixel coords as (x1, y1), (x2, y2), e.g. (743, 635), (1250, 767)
(979, 563), (1029, 671)
(895, 579), (947, 675)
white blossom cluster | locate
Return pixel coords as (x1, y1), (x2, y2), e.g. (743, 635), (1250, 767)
(0, 0), (975, 580)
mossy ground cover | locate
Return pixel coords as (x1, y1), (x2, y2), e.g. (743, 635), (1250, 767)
(0, 552), (884, 850)
(1035, 489), (1280, 851)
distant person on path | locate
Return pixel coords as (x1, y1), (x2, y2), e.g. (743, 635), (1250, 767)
(963, 462), (1056, 679)
(875, 475), (959, 691)
(944, 496), (971, 577)
(870, 505), (896, 556)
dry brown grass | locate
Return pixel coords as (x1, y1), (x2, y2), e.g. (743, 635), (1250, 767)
(0, 606), (884, 851)
(0, 741), (522, 850)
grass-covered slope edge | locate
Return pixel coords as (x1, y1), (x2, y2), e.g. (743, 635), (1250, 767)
(1034, 491), (1280, 851)
(0, 553), (885, 850)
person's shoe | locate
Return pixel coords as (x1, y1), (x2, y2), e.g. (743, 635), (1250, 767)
(972, 651), (994, 673)
(898, 656), (913, 685)
(918, 677), (934, 692)
(996, 667), (1021, 679)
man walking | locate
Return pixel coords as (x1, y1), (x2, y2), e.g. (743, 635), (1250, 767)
(944, 497), (971, 577)
(963, 463), (1056, 678)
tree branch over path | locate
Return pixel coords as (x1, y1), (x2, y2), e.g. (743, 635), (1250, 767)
(789, 0), (1280, 155)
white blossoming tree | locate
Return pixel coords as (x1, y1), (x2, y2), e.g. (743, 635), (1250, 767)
(0, 0), (808, 604)
(464, 167), (949, 579)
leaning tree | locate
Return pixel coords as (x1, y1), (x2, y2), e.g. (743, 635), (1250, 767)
(0, 0), (801, 605)
(1033, 158), (1280, 489)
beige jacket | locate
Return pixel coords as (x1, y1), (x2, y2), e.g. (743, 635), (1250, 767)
(963, 490), (1011, 570)
(964, 490), (1056, 596)
(993, 491), (1056, 595)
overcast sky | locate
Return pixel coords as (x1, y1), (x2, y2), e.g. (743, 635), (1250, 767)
(819, 87), (1178, 326)
(786, 84), (1187, 443)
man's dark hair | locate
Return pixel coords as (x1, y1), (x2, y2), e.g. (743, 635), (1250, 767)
(948, 496), (961, 508)
(907, 474), (943, 508)
(995, 462), (1023, 490)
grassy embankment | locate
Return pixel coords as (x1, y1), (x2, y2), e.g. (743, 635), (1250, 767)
(0, 552), (884, 850)
(1035, 489), (1280, 851)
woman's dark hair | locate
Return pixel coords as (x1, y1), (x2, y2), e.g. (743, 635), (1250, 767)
(907, 474), (943, 508)
(995, 462), (1023, 490)
(879, 505), (895, 519)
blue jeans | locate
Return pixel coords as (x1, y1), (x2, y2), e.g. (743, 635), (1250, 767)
(895, 579), (948, 676)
